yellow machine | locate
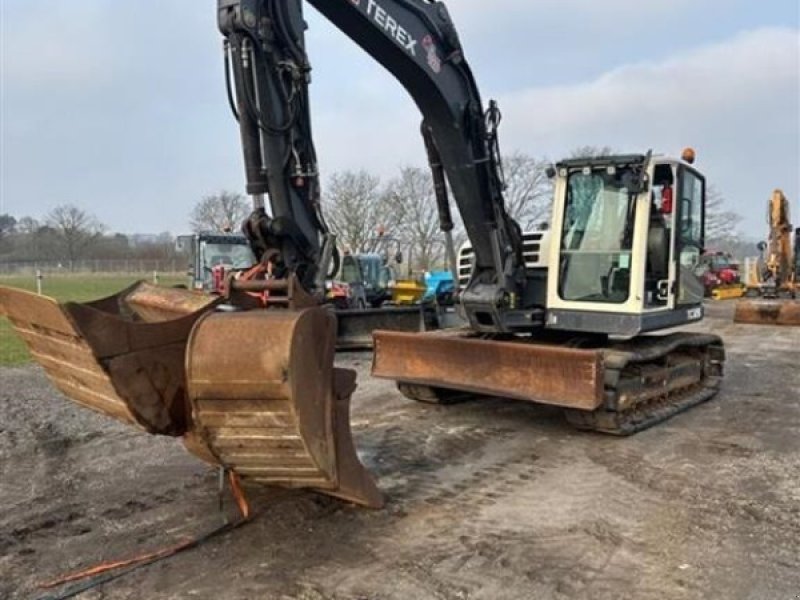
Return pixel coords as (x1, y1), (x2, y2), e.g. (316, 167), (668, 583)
(734, 189), (800, 325)
(390, 279), (427, 305)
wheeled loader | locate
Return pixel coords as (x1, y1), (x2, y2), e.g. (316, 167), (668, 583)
(0, 0), (725, 508)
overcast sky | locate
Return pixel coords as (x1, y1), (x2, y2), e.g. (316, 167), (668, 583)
(1, 0), (798, 238)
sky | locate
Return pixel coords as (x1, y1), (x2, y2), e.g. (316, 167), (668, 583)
(1, 0), (798, 238)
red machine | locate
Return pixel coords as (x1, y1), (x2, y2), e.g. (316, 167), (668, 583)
(700, 252), (744, 299)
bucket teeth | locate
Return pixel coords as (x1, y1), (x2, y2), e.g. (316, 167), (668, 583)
(0, 283), (218, 435)
(184, 307), (383, 509)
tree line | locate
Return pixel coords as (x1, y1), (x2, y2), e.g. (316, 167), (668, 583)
(188, 152), (556, 273)
(1, 149), (750, 272)
(0, 206), (177, 265)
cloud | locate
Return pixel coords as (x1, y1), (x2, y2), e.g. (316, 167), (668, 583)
(312, 26), (800, 238)
(496, 27), (800, 235)
(1, 2), (116, 88)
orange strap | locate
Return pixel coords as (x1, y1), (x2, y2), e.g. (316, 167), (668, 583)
(229, 470), (249, 520)
(40, 470), (251, 590)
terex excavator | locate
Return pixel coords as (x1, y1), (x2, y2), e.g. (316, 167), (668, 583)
(734, 189), (800, 325)
(0, 0), (725, 509)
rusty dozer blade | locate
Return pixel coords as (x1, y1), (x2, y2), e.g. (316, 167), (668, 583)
(733, 299), (800, 326)
(184, 307), (383, 508)
(372, 330), (605, 410)
(373, 330), (724, 435)
(0, 283), (219, 435)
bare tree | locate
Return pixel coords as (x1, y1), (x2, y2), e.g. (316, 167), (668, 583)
(190, 191), (249, 233)
(385, 166), (447, 272)
(569, 145), (614, 159)
(45, 204), (105, 263)
(16, 216), (40, 235)
(501, 152), (553, 230)
(324, 170), (402, 254)
(705, 185), (742, 244)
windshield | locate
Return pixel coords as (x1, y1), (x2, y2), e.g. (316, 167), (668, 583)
(358, 257), (382, 286)
(559, 169), (637, 303)
(340, 256), (362, 284)
(202, 242), (255, 270)
(710, 255), (730, 269)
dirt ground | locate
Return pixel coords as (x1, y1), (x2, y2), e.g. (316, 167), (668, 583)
(1, 302), (798, 600)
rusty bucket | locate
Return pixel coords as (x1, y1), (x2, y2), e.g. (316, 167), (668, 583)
(184, 307), (383, 508)
(0, 283), (219, 434)
(733, 299), (800, 326)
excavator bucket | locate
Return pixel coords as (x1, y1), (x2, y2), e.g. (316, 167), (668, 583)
(0, 283), (219, 435)
(183, 307), (383, 508)
(733, 299), (800, 326)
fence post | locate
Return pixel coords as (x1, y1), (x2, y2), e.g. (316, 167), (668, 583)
(153, 270), (159, 284)
(36, 269), (43, 295)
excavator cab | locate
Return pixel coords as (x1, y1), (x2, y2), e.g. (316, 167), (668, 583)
(545, 154), (707, 335)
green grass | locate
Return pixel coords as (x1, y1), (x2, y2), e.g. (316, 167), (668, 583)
(0, 274), (186, 366)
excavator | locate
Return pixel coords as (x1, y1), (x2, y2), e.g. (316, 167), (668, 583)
(0, 0), (724, 508)
(734, 189), (800, 325)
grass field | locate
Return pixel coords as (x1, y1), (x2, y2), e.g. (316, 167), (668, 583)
(0, 274), (186, 366)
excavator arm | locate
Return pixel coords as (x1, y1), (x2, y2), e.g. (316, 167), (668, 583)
(219, 0), (332, 292)
(219, 0), (534, 332)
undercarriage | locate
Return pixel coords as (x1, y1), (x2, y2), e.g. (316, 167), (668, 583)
(375, 330), (725, 436)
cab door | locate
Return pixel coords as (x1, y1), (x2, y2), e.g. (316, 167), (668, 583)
(675, 166), (706, 306)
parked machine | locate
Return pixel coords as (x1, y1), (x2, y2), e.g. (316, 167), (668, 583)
(339, 252), (394, 308)
(0, 0), (724, 508)
(699, 251), (745, 300)
(423, 270), (456, 305)
(177, 231), (254, 292)
(734, 189), (799, 325)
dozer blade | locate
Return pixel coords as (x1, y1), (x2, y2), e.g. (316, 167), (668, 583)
(0, 283), (219, 435)
(373, 330), (724, 435)
(372, 330), (605, 410)
(335, 306), (427, 350)
(184, 307), (383, 508)
(733, 299), (800, 326)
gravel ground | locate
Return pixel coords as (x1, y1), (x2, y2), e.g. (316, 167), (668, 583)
(1, 302), (798, 599)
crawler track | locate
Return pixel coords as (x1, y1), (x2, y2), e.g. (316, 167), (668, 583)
(564, 333), (724, 435)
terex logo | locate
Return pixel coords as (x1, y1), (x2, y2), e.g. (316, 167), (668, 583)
(364, 0), (418, 57)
